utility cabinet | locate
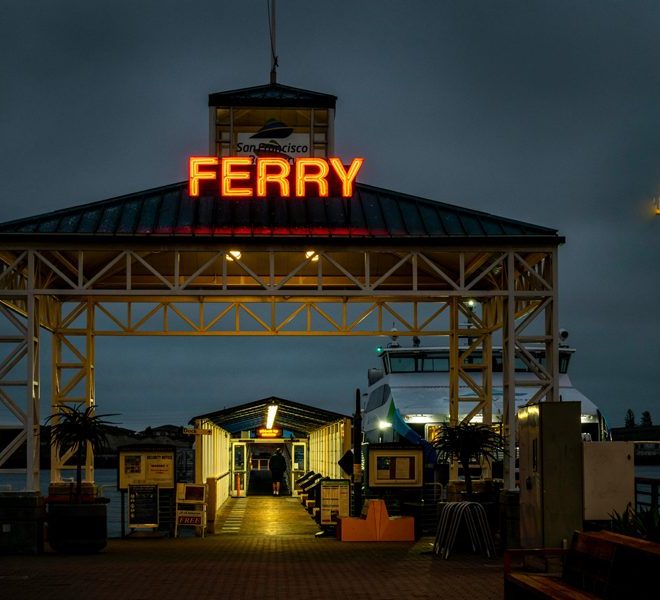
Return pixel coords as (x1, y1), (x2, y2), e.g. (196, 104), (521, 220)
(583, 441), (635, 521)
(519, 402), (583, 548)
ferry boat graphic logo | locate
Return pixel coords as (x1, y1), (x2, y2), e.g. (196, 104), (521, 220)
(235, 119), (310, 160)
(249, 118), (294, 139)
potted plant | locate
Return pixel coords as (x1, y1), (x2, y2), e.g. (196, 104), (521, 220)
(46, 404), (117, 553)
(431, 421), (504, 499)
(610, 504), (660, 543)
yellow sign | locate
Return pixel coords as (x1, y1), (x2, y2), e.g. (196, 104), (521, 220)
(257, 427), (282, 438)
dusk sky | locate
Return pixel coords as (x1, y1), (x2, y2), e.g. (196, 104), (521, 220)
(1, 1), (659, 430)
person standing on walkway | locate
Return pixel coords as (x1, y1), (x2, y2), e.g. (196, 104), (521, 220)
(269, 448), (286, 496)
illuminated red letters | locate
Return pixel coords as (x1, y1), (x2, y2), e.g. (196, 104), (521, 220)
(221, 157), (252, 197)
(329, 157), (364, 198)
(188, 156), (218, 197)
(188, 157), (364, 198)
(256, 157), (290, 197)
(295, 158), (330, 197)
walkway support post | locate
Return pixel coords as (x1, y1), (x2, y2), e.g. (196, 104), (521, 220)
(503, 251), (517, 491)
(353, 388), (362, 516)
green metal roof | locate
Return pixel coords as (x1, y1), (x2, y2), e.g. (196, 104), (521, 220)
(0, 181), (562, 243)
(208, 83), (337, 108)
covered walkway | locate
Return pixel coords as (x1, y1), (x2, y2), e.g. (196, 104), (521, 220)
(0, 496), (504, 600)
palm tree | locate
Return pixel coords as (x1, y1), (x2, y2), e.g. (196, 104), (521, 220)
(47, 404), (117, 502)
(431, 421), (504, 498)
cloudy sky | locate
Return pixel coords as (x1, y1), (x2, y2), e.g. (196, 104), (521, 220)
(1, 1), (659, 430)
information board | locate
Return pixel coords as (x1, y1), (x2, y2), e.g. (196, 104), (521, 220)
(128, 484), (159, 528)
(367, 447), (423, 488)
(118, 449), (175, 490)
(319, 479), (350, 526)
(176, 448), (195, 483)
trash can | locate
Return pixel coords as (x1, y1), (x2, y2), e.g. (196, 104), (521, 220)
(0, 492), (45, 554)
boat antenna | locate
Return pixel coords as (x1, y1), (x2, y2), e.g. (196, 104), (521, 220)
(267, 0), (278, 84)
(388, 325), (400, 348)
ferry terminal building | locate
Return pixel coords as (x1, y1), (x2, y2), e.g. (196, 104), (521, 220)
(0, 81), (564, 516)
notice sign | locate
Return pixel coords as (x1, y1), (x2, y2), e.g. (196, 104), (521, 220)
(256, 426), (282, 438)
(367, 447), (423, 488)
(118, 450), (175, 490)
(319, 479), (350, 526)
(176, 510), (204, 526)
(128, 484), (159, 528)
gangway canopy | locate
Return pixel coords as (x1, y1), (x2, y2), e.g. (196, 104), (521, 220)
(190, 396), (350, 438)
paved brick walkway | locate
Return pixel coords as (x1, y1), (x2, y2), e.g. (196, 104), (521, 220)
(0, 496), (504, 600)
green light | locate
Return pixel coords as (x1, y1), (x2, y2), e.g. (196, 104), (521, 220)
(376, 346), (383, 353)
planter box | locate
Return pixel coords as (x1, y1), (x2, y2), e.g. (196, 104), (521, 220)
(47, 502), (107, 553)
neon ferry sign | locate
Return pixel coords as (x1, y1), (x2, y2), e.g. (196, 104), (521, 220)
(188, 157), (364, 198)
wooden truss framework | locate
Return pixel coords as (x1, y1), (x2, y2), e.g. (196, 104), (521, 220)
(0, 244), (559, 490)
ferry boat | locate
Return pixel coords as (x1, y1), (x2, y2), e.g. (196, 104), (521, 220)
(363, 336), (609, 445)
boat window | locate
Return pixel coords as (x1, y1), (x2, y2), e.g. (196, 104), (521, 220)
(366, 387), (383, 411)
(384, 348), (570, 375)
(389, 352), (449, 373)
(366, 385), (390, 411)
(515, 357), (530, 372)
(420, 354), (449, 372)
(389, 356), (416, 372)
(493, 351), (571, 374)
(462, 352), (483, 366)
(492, 352), (541, 373)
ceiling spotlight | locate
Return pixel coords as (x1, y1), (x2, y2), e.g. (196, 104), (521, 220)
(266, 403), (278, 429)
(226, 250), (241, 261)
(305, 250), (319, 262)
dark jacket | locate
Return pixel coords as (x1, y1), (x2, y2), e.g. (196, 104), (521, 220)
(269, 453), (286, 473)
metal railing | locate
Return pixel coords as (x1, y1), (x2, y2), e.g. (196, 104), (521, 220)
(250, 458), (269, 471)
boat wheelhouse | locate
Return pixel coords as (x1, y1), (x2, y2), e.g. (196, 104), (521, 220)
(363, 342), (608, 445)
